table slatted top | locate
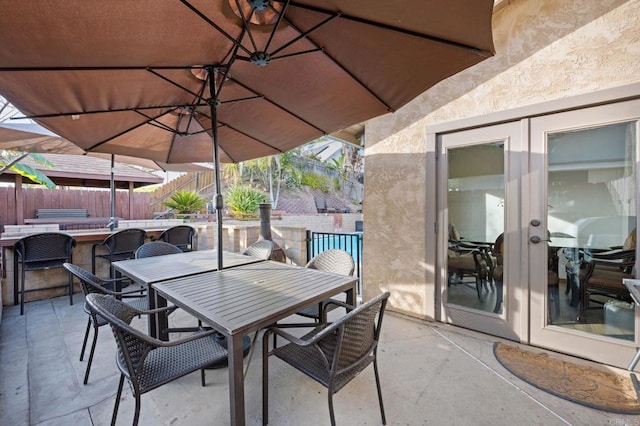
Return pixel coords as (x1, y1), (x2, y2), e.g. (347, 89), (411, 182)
(153, 261), (357, 335)
(112, 249), (262, 285)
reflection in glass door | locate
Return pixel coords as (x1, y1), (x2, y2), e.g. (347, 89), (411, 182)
(447, 143), (505, 314)
(546, 123), (636, 339)
(530, 99), (640, 368)
(439, 121), (525, 341)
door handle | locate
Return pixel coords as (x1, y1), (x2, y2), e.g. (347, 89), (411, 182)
(530, 236), (550, 244)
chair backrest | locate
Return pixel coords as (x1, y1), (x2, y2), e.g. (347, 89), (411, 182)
(305, 249), (355, 276)
(158, 225), (195, 251)
(102, 228), (147, 255)
(85, 293), (156, 386)
(135, 241), (183, 259)
(15, 232), (76, 263)
(320, 292), (390, 371)
(64, 262), (117, 297)
(242, 239), (274, 260)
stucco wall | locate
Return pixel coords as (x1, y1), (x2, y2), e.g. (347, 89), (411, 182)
(363, 0), (640, 318)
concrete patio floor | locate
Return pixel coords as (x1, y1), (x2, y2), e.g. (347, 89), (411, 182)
(1, 293), (638, 426)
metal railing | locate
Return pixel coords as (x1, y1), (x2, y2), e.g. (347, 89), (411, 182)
(306, 230), (363, 295)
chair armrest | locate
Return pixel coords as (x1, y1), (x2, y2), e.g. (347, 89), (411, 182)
(267, 327), (313, 347)
(323, 299), (355, 315)
(153, 327), (223, 348)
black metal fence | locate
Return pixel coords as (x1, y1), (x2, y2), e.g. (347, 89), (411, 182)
(306, 230), (363, 295)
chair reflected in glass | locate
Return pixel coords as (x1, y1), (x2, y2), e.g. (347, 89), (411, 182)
(448, 225), (493, 307)
(156, 225), (196, 252)
(91, 228), (147, 281)
(14, 232), (77, 315)
(63, 262), (148, 385)
(262, 292), (390, 426)
(85, 293), (228, 426)
(577, 246), (635, 322)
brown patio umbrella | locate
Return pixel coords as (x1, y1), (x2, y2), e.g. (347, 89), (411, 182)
(0, 0), (495, 266)
(0, 122), (213, 229)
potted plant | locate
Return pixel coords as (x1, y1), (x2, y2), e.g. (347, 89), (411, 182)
(163, 190), (206, 218)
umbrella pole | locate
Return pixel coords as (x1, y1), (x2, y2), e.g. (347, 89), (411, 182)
(208, 67), (224, 269)
(109, 154), (116, 231)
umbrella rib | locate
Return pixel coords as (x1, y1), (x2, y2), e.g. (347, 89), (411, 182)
(226, 77), (327, 134)
(269, 13), (337, 57)
(19, 103), (207, 120)
(179, 0), (253, 57)
(146, 68), (206, 100)
(215, 119), (284, 162)
(83, 108), (176, 153)
(232, 0), (260, 54)
(288, 1), (493, 57)
(279, 16), (393, 112)
(263, 0), (291, 53)
(219, 95), (264, 105)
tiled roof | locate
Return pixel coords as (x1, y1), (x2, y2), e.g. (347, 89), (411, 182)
(2, 153), (163, 187)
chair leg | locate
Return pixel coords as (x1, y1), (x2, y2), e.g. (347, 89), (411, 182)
(83, 322), (100, 385)
(133, 392), (142, 426)
(112, 374), (125, 426)
(80, 319), (91, 361)
(328, 392), (336, 426)
(68, 270), (74, 306)
(200, 369), (206, 387)
(20, 267), (26, 316)
(373, 359), (387, 425)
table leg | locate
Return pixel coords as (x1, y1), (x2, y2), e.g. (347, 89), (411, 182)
(155, 290), (169, 341)
(228, 333), (246, 426)
(148, 287), (158, 338)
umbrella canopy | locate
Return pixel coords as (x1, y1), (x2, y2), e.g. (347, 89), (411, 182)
(0, 122), (214, 173)
(0, 0), (495, 266)
(0, 1), (494, 163)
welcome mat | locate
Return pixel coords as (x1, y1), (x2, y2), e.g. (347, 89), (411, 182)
(493, 342), (640, 414)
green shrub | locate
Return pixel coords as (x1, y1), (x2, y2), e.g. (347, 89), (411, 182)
(163, 190), (206, 214)
(301, 172), (332, 193)
(224, 185), (267, 219)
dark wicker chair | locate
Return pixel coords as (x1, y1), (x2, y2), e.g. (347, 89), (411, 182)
(577, 248), (635, 322)
(14, 232), (77, 315)
(135, 241), (198, 335)
(262, 292), (390, 426)
(85, 293), (229, 426)
(242, 239), (274, 260)
(135, 241), (183, 259)
(91, 228), (147, 283)
(296, 249), (356, 323)
(156, 225), (197, 252)
(63, 262), (148, 385)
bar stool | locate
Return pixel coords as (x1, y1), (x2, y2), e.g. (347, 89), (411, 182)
(14, 232), (77, 315)
(91, 228), (147, 282)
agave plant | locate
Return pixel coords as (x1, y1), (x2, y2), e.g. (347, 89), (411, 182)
(163, 190), (206, 214)
(224, 185), (267, 219)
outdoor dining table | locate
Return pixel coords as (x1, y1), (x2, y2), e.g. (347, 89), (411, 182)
(112, 249), (264, 340)
(152, 260), (359, 426)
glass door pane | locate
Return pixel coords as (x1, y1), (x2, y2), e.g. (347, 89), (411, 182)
(447, 143), (505, 314)
(547, 122), (636, 340)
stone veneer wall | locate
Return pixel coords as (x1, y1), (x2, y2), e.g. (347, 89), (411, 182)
(363, 0), (640, 318)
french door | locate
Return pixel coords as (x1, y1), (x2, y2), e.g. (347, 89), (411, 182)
(438, 99), (640, 368)
(529, 100), (640, 368)
(438, 121), (527, 341)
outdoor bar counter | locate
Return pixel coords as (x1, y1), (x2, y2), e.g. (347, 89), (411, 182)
(0, 220), (185, 307)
